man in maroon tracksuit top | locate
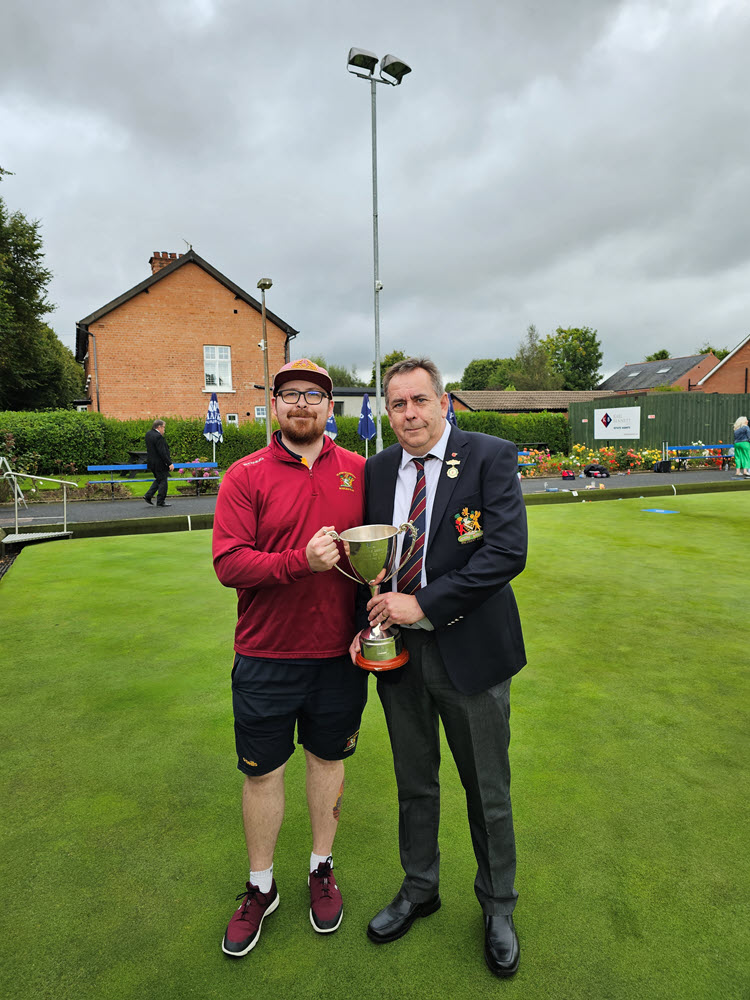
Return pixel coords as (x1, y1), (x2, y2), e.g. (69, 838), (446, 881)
(213, 359), (367, 958)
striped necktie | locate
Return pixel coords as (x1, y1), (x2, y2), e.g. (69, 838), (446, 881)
(397, 456), (432, 594)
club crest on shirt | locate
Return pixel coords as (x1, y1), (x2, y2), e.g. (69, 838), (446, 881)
(454, 507), (483, 543)
(337, 471), (356, 492)
(344, 730), (359, 751)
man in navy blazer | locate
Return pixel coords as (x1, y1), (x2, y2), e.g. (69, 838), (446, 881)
(351, 357), (527, 977)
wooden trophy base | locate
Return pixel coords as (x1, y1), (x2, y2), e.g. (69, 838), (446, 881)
(355, 649), (409, 673)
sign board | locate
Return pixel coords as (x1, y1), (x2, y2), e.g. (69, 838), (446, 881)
(594, 406), (641, 440)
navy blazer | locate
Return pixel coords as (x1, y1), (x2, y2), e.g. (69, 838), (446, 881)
(363, 425), (527, 695)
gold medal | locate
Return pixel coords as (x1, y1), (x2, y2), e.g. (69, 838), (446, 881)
(447, 467), (458, 478)
(446, 458), (460, 479)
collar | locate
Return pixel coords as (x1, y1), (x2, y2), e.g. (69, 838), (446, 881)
(398, 418), (452, 470)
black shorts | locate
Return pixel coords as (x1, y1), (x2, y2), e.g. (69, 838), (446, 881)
(232, 653), (368, 777)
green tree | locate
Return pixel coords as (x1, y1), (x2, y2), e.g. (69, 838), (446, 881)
(486, 358), (517, 390)
(0, 173), (84, 409)
(370, 349), (408, 386)
(697, 342), (730, 361)
(308, 356), (365, 387)
(542, 326), (603, 389)
(511, 325), (564, 390)
(645, 349), (671, 362)
(460, 358), (501, 390)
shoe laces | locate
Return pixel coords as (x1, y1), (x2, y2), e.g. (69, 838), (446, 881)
(235, 883), (263, 917)
(311, 858), (334, 898)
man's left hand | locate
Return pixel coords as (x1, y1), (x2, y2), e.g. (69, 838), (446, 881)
(367, 592), (424, 627)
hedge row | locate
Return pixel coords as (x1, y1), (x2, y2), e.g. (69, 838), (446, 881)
(0, 409), (570, 475)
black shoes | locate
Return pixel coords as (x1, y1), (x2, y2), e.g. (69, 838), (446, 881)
(484, 914), (520, 978)
(156, 502), (172, 507)
(366, 894), (441, 944)
(144, 496), (153, 505)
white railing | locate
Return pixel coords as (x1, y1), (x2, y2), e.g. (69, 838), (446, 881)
(2, 471), (78, 538)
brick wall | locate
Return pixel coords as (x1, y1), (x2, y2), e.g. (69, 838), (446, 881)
(83, 261), (288, 423)
(700, 341), (750, 393)
(672, 354), (719, 390)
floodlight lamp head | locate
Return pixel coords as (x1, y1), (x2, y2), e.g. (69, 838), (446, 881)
(257, 278), (273, 291)
(347, 47), (378, 76)
(379, 54), (412, 85)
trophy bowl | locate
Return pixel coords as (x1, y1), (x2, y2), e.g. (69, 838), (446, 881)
(329, 523), (417, 672)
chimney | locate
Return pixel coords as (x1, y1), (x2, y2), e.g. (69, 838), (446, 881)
(149, 251), (184, 275)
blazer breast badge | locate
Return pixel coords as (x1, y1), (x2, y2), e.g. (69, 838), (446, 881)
(454, 507), (483, 543)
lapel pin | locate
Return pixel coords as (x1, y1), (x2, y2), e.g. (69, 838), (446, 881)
(446, 459), (460, 479)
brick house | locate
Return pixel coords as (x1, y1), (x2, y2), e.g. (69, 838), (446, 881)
(597, 354), (719, 393)
(75, 250), (298, 424)
(696, 334), (750, 393)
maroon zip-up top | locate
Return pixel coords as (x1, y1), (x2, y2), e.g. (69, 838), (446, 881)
(213, 432), (365, 659)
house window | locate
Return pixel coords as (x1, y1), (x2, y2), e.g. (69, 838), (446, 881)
(76, 405), (89, 413)
(656, 367), (671, 374)
(255, 405), (267, 423)
(204, 345), (232, 389)
(226, 413), (239, 426)
(333, 401), (344, 416)
(627, 371), (640, 378)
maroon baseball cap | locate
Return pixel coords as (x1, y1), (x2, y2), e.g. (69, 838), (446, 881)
(273, 359), (333, 396)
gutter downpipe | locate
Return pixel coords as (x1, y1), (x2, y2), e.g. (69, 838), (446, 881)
(81, 325), (101, 412)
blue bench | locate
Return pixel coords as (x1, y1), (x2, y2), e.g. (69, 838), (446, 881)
(665, 446), (733, 471)
(87, 462), (220, 497)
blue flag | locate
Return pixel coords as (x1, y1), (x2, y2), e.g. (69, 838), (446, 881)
(357, 393), (376, 441)
(325, 413), (338, 440)
(447, 393), (458, 427)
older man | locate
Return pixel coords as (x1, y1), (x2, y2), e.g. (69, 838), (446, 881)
(214, 359), (366, 957)
(351, 357), (527, 977)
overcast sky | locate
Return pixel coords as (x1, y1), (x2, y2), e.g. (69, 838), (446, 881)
(2, 0), (750, 383)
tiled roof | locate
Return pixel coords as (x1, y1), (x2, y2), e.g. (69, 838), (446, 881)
(597, 355), (711, 391)
(450, 390), (614, 412)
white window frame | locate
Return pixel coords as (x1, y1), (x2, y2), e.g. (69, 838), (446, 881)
(203, 345), (234, 391)
(226, 413), (239, 426)
(255, 405), (267, 423)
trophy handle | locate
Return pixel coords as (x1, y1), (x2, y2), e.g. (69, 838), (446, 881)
(393, 522), (418, 577)
(324, 530), (362, 584)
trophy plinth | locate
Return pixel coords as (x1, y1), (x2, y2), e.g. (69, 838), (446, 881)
(329, 523), (417, 673)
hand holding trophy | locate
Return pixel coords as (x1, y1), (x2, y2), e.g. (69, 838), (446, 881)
(327, 523), (417, 672)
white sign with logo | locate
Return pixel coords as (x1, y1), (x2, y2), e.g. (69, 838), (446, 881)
(594, 406), (641, 439)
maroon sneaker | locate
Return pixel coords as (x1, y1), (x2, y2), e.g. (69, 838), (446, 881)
(221, 881), (279, 957)
(309, 858), (343, 933)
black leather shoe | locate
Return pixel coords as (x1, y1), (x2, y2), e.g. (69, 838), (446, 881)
(367, 894), (441, 944)
(484, 914), (520, 977)
(156, 502), (172, 507)
(143, 497), (153, 505)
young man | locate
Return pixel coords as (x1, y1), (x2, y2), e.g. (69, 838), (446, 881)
(213, 359), (367, 958)
(144, 419), (174, 507)
(351, 357), (528, 977)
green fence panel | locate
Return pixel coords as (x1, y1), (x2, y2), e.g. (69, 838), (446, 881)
(569, 393), (750, 449)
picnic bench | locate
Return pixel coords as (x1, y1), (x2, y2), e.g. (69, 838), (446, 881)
(87, 462), (221, 497)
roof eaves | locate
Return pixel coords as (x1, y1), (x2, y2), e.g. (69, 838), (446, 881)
(697, 335), (750, 385)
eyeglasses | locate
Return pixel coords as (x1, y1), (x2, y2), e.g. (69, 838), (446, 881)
(276, 389), (329, 405)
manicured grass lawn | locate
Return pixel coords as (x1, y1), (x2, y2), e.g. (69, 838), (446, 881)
(1, 494), (748, 1000)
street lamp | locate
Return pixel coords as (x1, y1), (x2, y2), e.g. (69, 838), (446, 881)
(257, 277), (273, 446)
(347, 47), (412, 453)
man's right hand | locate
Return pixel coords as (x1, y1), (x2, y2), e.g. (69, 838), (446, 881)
(306, 526), (340, 573)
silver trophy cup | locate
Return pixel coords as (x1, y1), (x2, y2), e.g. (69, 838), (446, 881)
(329, 523), (417, 672)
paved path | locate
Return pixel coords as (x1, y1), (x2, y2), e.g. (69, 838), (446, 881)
(1, 468), (746, 529)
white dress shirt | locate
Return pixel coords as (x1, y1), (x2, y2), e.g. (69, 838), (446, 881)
(389, 419), (452, 626)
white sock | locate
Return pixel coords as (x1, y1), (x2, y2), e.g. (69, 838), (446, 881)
(310, 852), (332, 874)
(249, 865), (273, 893)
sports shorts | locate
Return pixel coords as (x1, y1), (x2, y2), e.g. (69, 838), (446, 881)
(231, 653), (368, 777)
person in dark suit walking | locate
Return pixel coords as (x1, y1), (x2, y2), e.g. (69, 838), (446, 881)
(350, 357), (527, 977)
(144, 419), (174, 507)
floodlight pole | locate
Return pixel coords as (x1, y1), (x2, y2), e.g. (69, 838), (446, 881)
(348, 49), (411, 453)
(370, 77), (384, 453)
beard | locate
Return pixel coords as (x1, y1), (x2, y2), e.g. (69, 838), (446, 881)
(279, 409), (325, 446)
